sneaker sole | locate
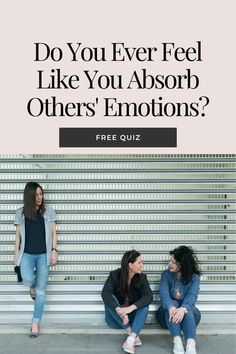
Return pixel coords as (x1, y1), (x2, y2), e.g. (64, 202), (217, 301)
(123, 345), (135, 354)
(123, 349), (135, 354)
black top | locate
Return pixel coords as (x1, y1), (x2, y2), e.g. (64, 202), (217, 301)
(101, 268), (153, 310)
(24, 212), (46, 254)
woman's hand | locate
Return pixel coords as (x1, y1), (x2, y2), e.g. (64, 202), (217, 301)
(50, 249), (58, 265)
(51, 222), (57, 266)
(121, 314), (129, 325)
(115, 307), (130, 325)
(171, 307), (185, 323)
(13, 253), (19, 265)
(168, 306), (177, 322)
(116, 304), (137, 317)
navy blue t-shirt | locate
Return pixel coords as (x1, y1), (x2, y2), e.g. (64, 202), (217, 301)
(24, 212), (46, 254)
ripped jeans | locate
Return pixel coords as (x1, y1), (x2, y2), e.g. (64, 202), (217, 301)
(20, 253), (49, 324)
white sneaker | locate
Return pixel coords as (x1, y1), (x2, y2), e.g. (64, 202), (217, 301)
(134, 336), (142, 346)
(173, 340), (185, 354)
(185, 344), (197, 354)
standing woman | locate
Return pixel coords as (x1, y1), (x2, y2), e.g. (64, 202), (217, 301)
(102, 250), (153, 354)
(156, 246), (201, 354)
(13, 182), (58, 337)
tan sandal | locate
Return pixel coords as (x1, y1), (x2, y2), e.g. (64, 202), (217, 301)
(30, 324), (40, 338)
(29, 330), (39, 338)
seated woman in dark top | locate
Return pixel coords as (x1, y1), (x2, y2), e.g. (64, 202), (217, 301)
(156, 246), (201, 354)
(101, 250), (153, 354)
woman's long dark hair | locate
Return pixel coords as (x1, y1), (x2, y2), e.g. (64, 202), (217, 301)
(23, 182), (45, 220)
(119, 250), (141, 298)
(170, 245), (201, 284)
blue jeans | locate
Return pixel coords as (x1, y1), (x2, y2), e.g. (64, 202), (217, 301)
(156, 300), (201, 340)
(104, 297), (149, 335)
(20, 253), (49, 324)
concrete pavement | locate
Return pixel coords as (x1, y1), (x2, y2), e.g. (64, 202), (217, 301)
(0, 325), (235, 354)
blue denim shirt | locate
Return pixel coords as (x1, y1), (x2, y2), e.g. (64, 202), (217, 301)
(159, 269), (200, 310)
(14, 206), (57, 266)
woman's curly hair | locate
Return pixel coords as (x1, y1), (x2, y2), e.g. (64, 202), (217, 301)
(170, 246), (201, 284)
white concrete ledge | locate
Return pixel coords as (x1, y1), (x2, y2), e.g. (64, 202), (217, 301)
(0, 323), (235, 335)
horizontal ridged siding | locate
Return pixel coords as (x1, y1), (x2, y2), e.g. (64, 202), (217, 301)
(0, 154), (235, 324)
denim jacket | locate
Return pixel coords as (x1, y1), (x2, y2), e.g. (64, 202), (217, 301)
(14, 206), (57, 266)
(159, 269), (200, 310)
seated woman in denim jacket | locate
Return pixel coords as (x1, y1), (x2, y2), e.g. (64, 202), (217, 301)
(102, 250), (153, 354)
(156, 246), (201, 354)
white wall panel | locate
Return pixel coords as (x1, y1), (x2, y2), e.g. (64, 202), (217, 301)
(0, 154), (235, 324)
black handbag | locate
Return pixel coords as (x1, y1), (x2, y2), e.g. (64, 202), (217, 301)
(14, 266), (22, 282)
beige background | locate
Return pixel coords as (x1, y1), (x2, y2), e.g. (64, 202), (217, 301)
(1, 0), (235, 154)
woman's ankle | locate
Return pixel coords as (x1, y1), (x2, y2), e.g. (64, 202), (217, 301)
(187, 338), (196, 346)
(173, 336), (182, 343)
(31, 323), (39, 331)
(126, 327), (132, 335)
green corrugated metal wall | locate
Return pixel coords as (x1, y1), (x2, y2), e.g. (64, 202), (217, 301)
(0, 154), (235, 324)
